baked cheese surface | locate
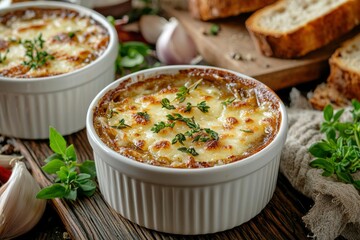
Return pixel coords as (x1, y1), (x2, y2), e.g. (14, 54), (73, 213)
(93, 69), (281, 168)
(0, 8), (109, 78)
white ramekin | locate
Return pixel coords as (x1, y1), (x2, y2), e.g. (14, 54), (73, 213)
(86, 65), (288, 235)
(0, 1), (118, 139)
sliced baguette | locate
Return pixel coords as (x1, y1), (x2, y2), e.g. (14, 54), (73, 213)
(327, 33), (360, 100)
(246, 0), (360, 58)
(189, 0), (277, 21)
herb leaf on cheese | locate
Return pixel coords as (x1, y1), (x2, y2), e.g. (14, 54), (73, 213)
(111, 119), (131, 129)
(22, 33), (54, 69)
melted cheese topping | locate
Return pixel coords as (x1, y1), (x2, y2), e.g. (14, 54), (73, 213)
(93, 71), (281, 168)
(0, 8), (109, 78)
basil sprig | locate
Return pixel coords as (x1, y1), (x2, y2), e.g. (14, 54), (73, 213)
(309, 100), (360, 190)
(36, 127), (97, 200)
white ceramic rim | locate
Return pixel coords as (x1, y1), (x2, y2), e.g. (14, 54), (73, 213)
(0, 1), (118, 91)
(86, 65), (288, 185)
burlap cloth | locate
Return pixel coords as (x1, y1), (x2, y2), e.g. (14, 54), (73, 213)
(280, 89), (360, 240)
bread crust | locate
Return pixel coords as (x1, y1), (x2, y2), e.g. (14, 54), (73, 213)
(328, 53), (360, 100)
(189, 0), (277, 21)
(246, 0), (360, 58)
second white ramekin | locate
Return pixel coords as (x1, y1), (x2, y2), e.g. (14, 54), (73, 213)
(0, 1), (118, 139)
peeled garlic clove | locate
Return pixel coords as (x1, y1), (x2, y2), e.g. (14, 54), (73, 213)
(0, 161), (46, 239)
(139, 15), (168, 44)
(156, 18), (198, 65)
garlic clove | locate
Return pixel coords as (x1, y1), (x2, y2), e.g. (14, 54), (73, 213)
(139, 15), (168, 44)
(0, 161), (46, 239)
(156, 18), (198, 65)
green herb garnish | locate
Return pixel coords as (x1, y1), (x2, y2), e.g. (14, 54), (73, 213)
(161, 98), (175, 110)
(178, 147), (199, 156)
(111, 119), (131, 129)
(68, 32), (76, 38)
(240, 129), (254, 133)
(172, 133), (186, 145)
(107, 109), (119, 119)
(175, 79), (202, 103)
(136, 111), (150, 121)
(0, 49), (9, 63)
(185, 101), (210, 113)
(151, 121), (175, 133)
(222, 98), (236, 107)
(36, 127), (97, 200)
(166, 113), (219, 146)
(22, 33), (54, 69)
(209, 24), (220, 36)
(308, 100), (360, 190)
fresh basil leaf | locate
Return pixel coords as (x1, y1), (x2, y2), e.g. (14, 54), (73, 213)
(335, 170), (353, 184)
(309, 142), (332, 157)
(65, 189), (77, 201)
(309, 158), (334, 174)
(49, 127), (67, 156)
(323, 105), (333, 122)
(45, 153), (63, 163)
(36, 183), (67, 199)
(333, 109), (344, 122)
(78, 179), (97, 192)
(81, 188), (97, 197)
(56, 167), (69, 182)
(76, 173), (91, 181)
(65, 144), (77, 162)
(79, 160), (97, 178)
(353, 180), (360, 190)
(42, 159), (66, 174)
(325, 129), (336, 141)
(121, 51), (144, 68)
(121, 41), (150, 56)
(68, 170), (77, 181)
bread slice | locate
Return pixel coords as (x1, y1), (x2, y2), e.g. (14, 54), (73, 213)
(245, 0), (360, 58)
(188, 0), (277, 21)
(327, 33), (360, 100)
(309, 83), (350, 110)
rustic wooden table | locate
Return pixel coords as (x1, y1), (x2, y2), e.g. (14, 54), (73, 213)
(10, 79), (346, 240)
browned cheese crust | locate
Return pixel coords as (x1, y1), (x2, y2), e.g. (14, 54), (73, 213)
(93, 68), (282, 168)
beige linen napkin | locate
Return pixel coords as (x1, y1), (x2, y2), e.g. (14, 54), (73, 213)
(280, 89), (360, 240)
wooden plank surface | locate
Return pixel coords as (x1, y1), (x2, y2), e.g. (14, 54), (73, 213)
(13, 129), (318, 240)
(164, 7), (360, 90)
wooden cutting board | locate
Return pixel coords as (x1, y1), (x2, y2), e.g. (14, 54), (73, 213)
(164, 7), (360, 90)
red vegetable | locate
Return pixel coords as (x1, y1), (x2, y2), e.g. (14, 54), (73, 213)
(0, 166), (12, 183)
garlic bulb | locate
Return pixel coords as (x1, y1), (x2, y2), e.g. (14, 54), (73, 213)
(156, 18), (198, 65)
(139, 15), (168, 44)
(0, 161), (46, 239)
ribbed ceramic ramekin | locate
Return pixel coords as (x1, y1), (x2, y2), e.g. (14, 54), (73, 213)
(86, 65), (288, 235)
(0, 1), (118, 139)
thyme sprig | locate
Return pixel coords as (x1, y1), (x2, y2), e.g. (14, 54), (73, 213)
(175, 79), (202, 103)
(22, 33), (54, 69)
(151, 121), (175, 133)
(161, 98), (175, 110)
(136, 111), (150, 121)
(221, 98), (236, 107)
(308, 100), (360, 190)
(166, 113), (219, 143)
(178, 147), (199, 156)
(111, 119), (130, 129)
(185, 101), (210, 113)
